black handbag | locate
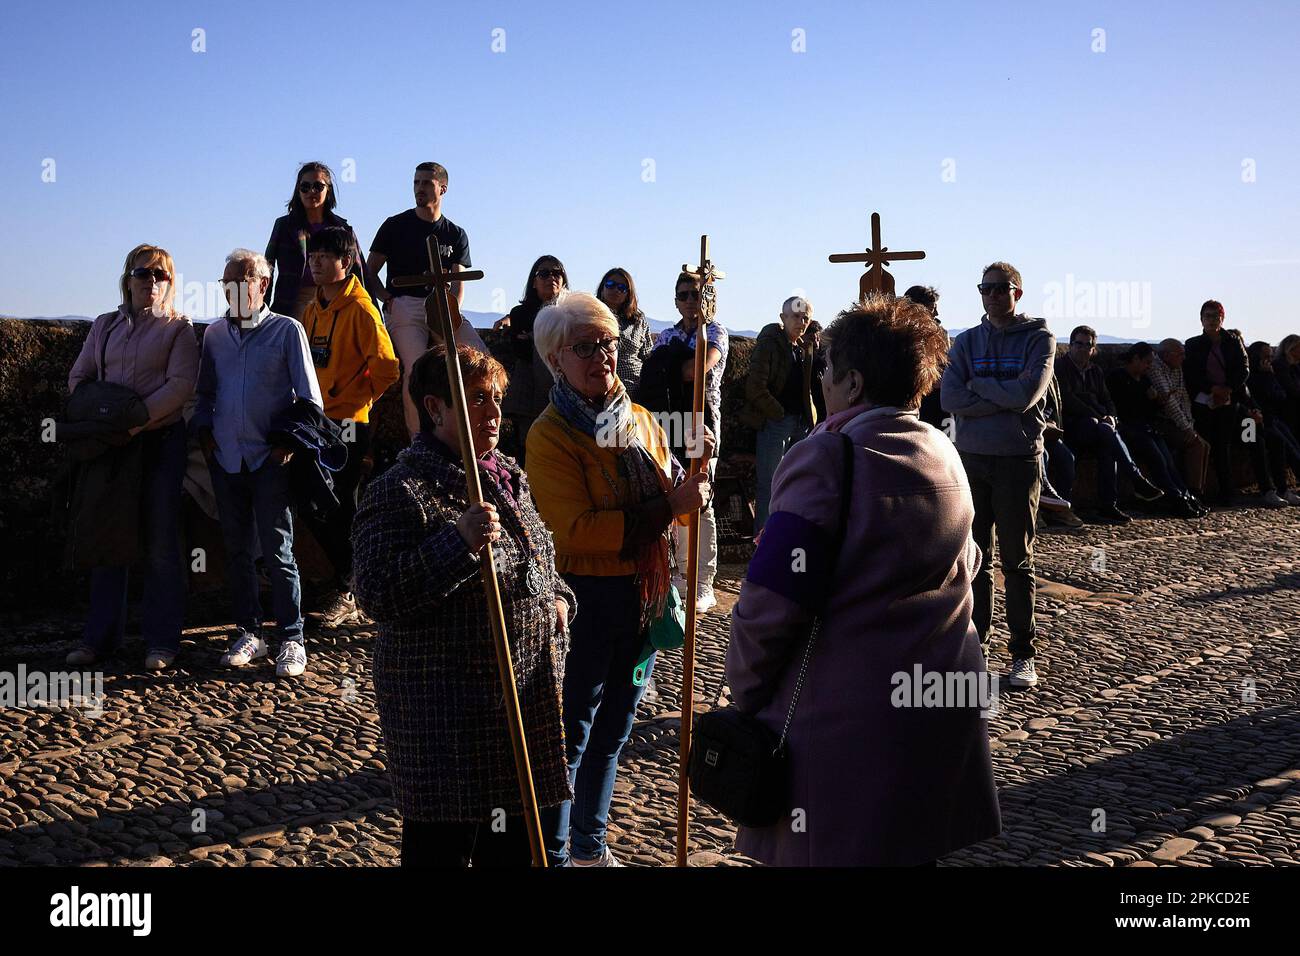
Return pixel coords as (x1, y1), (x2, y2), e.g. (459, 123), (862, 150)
(688, 432), (853, 828)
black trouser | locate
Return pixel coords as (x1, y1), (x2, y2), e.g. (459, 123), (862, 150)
(400, 815), (531, 867)
(1191, 404), (1272, 499)
(960, 452), (1040, 660)
(303, 419), (371, 589)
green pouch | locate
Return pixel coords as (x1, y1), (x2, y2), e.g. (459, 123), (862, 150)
(633, 584), (686, 686)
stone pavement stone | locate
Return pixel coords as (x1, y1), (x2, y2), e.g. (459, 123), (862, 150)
(1, 505), (1298, 866)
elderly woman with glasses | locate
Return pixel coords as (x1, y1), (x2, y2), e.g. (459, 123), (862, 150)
(351, 344), (574, 867)
(65, 244), (200, 671)
(526, 291), (712, 867)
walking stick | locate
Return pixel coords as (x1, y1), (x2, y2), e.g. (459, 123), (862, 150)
(676, 235), (725, 867)
(393, 238), (548, 867)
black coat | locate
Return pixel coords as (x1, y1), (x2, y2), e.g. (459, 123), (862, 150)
(268, 399), (347, 522)
(57, 381), (151, 569)
(1185, 330), (1250, 404)
(634, 337), (694, 460)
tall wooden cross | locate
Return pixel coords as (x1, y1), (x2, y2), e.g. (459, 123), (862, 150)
(828, 211), (926, 299)
(392, 237), (548, 868)
(392, 237), (485, 346)
(676, 234), (723, 868)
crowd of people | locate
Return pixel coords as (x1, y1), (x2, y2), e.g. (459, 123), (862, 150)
(55, 159), (1300, 867)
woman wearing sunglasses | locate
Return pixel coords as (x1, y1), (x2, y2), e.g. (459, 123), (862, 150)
(525, 292), (712, 866)
(495, 255), (568, 464)
(65, 244), (200, 671)
(596, 267), (653, 395)
(264, 161), (370, 319)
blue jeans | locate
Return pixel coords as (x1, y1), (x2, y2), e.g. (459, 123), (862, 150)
(1119, 423), (1188, 497)
(542, 574), (652, 865)
(754, 414), (809, 532)
(1043, 436), (1076, 501)
(209, 458), (304, 643)
(82, 422), (189, 655)
(1064, 417), (1143, 506)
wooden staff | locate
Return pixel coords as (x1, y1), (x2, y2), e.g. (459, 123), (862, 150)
(676, 234), (724, 867)
(392, 238), (548, 867)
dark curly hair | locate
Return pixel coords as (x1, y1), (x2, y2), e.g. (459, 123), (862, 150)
(824, 294), (950, 410)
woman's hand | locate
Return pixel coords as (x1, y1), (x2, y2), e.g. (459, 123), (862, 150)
(457, 502), (501, 552)
(269, 446), (294, 466)
(684, 424), (715, 463)
(668, 471), (711, 515)
(493, 315), (512, 331)
(555, 597), (569, 633)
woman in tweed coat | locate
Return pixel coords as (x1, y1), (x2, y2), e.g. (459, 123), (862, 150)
(352, 344), (574, 867)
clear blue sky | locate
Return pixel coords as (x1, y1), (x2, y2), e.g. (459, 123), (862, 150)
(2, 0), (1297, 342)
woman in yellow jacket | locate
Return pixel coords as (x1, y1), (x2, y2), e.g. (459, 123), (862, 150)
(301, 226), (401, 626)
(527, 291), (711, 866)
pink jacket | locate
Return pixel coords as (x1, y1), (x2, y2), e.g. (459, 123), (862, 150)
(726, 405), (1001, 865)
(68, 308), (200, 429)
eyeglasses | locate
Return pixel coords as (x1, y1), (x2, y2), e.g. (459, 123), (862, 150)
(603, 279), (629, 294)
(565, 337), (618, 360)
(977, 281), (1017, 295)
(676, 289), (701, 302)
(536, 269), (565, 281)
(130, 267), (170, 282)
(298, 181), (327, 194)
(1070, 340), (1096, 349)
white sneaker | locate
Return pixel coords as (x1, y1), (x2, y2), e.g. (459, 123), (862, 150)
(569, 846), (625, 867)
(221, 631), (267, 667)
(144, 650), (175, 671)
(1260, 490), (1288, 509)
(276, 640), (307, 677)
(695, 587), (718, 615)
(1282, 490), (1300, 506)
(1008, 658), (1038, 687)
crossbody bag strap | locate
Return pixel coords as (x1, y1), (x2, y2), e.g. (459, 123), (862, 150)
(776, 430), (854, 751)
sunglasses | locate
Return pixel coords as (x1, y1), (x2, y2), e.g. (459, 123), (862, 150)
(1070, 340), (1095, 348)
(130, 267), (170, 282)
(566, 337), (618, 360)
(603, 279), (629, 294)
(298, 181), (327, 194)
(536, 269), (565, 281)
(676, 289), (702, 302)
(977, 281), (1016, 295)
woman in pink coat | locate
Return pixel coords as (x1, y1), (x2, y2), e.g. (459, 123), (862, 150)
(726, 294), (1001, 866)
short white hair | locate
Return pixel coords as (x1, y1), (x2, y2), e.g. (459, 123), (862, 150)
(225, 248), (272, 279)
(534, 291), (620, 378)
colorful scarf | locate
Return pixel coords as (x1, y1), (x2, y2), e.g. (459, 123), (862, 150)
(551, 374), (672, 631)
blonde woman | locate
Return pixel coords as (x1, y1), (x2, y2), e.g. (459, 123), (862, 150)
(66, 244), (199, 670)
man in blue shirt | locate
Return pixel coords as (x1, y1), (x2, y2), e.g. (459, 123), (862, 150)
(192, 249), (323, 678)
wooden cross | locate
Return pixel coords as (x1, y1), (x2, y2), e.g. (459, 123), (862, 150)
(393, 237), (547, 868)
(828, 211), (926, 299)
(676, 234), (723, 868)
(391, 237), (485, 345)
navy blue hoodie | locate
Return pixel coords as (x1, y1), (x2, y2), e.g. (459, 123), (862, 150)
(940, 315), (1056, 456)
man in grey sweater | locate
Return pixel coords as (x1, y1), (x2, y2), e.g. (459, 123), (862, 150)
(940, 262), (1055, 687)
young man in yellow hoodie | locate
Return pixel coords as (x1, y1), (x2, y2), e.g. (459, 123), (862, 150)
(302, 226), (401, 626)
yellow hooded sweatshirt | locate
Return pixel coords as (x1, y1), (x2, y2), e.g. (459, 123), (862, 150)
(302, 275), (401, 423)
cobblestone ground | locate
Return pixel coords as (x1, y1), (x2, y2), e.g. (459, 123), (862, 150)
(2, 505), (1298, 867)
